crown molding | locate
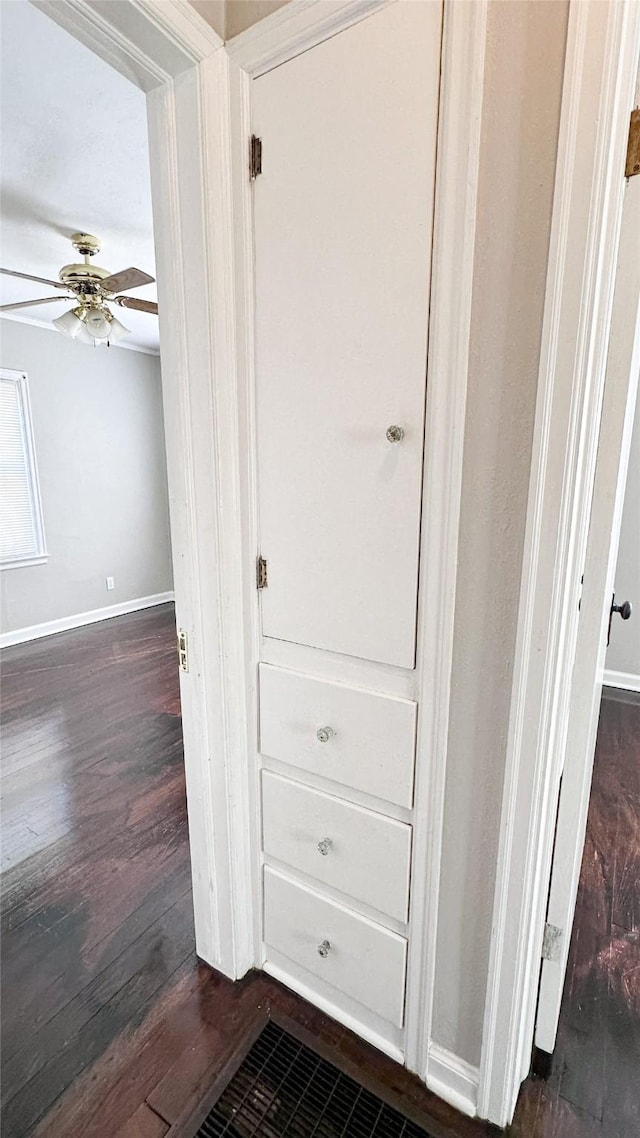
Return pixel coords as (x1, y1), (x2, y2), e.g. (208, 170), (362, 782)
(30, 0), (222, 91)
(226, 0), (391, 77)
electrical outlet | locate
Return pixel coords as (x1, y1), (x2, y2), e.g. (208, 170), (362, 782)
(106, 576), (115, 591)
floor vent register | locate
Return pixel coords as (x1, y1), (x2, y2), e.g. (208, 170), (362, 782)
(195, 1020), (434, 1138)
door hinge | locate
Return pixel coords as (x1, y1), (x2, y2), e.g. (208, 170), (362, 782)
(256, 555), (268, 590)
(250, 135), (262, 180)
(177, 629), (189, 672)
(625, 108), (640, 178)
(541, 922), (562, 963)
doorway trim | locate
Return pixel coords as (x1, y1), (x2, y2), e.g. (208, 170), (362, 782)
(478, 0), (640, 1125)
(33, 0), (256, 980)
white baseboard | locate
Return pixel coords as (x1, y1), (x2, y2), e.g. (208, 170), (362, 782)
(263, 953), (404, 1065)
(603, 668), (640, 694)
(426, 1043), (479, 1119)
(0, 591), (175, 648)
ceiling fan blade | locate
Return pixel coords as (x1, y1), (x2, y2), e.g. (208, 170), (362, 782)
(114, 295), (158, 315)
(0, 296), (72, 312)
(1, 267), (69, 290)
(102, 267), (155, 293)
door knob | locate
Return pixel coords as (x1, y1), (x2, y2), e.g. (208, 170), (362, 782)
(317, 939), (331, 957)
(607, 593), (632, 646)
(613, 599), (632, 621)
(386, 425), (405, 444)
(317, 837), (333, 856)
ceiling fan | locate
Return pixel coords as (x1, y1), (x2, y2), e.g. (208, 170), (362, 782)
(0, 232), (158, 345)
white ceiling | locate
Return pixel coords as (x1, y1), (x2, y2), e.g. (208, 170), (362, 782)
(0, 0), (159, 353)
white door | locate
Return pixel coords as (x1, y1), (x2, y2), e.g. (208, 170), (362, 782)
(252, 1), (442, 668)
(535, 141), (640, 1054)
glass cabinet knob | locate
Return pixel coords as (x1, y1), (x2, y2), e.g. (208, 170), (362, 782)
(386, 425), (405, 444)
(317, 939), (331, 957)
(316, 726), (335, 743)
(317, 837), (333, 856)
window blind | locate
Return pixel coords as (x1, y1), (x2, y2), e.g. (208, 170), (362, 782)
(0, 371), (46, 565)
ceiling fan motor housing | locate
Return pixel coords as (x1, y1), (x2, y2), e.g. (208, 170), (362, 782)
(0, 231), (158, 322)
(71, 232), (101, 257)
(59, 233), (112, 293)
(58, 262), (112, 289)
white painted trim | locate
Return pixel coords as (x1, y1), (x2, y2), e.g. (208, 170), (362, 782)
(479, 1), (640, 1127)
(603, 669), (640, 693)
(0, 591), (175, 648)
(0, 313), (161, 357)
(31, 0), (222, 90)
(228, 55), (264, 968)
(32, 1), (255, 981)
(146, 52), (254, 980)
(131, 0), (223, 59)
(536, 205), (640, 1052)
(404, 0), (487, 1089)
(0, 368), (48, 564)
(426, 1045), (478, 1120)
(226, 0), (392, 77)
(0, 556), (48, 572)
(263, 960), (405, 1065)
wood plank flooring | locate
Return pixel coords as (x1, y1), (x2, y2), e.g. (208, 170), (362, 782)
(517, 691), (640, 1138)
(1, 608), (638, 1137)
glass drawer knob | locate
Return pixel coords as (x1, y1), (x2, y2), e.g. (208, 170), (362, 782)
(386, 425), (405, 444)
(317, 837), (333, 856)
(316, 726), (335, 743)
(317, 939), (331, 957)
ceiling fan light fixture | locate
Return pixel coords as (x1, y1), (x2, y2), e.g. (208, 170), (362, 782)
(75, 320), (98, 346)
(4, 235), (154, 346)
(106, 314), (130, 344)
(52, 306), (86, 338)
(84, 308), (112, 340)
(80, 306), (131, 345)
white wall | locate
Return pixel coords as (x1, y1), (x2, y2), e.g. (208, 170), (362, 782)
(188, 0), (225, 38)
(606, 394), (640, 685)
(188, 0), (289, 40)
(0, 319), (173, 637)
(433, 0), (568, 1067)
(225, 0), (289, 39)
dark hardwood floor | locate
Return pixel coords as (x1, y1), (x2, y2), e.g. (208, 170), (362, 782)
(513, 691), (640, 1138)
(1, 609), (638, 1137)
(1, 605), (190, 1138)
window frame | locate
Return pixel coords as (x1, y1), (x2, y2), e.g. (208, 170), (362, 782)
(0, 367), (48, 570)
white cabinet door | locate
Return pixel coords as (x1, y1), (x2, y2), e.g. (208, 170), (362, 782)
(253, 1), (441, 667)
(259, 663), (417, 808)
(264, 867), (407, 1026)
(262, 771), (412, 922)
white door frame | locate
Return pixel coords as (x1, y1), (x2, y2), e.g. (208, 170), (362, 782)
(33, 0), (256, 980)
(478, 0), (640, 1126)
(536, 165), (640, 1054)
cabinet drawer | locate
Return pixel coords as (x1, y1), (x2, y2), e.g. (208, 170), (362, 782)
(259, 664), (416, 809)
(264, 867), (407, 1027)
(262, 771), (411, 922)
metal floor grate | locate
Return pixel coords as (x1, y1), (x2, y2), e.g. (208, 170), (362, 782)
(195, 1020), (434, 1138)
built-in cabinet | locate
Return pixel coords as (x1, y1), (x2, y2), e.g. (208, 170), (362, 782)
(252, 0), (443, 1060)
